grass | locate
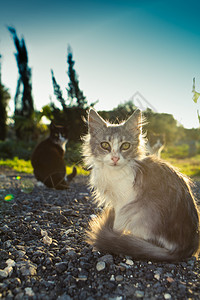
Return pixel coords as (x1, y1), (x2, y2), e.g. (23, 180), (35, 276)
(0, 157), (33, 173)
(0, 157), (89, 176)
(0, 150), (200, 179)
(161, 154), (200, 179)
(161, 144), (200, 179)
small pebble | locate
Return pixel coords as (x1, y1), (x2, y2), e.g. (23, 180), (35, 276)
(166, 277), (174, 283)
(77, 275), (88, 281)
(110, 275), (115, 281)
(16, 250), (26, 258)
(154, 273), (160, 280)
(164, 293), (172, 299)
(6, 259), (15, 267)
(55, 262), (68, 273)
(0, 174), (6, 179)
(96, 261), (106, 271)
(115, 275), (123, 282)
(42, 235), (52, 245)
(0, 269), (9, 278)
(125, 258), (134, 266)
(18, 262), (37, 276)
(98, 254), (113, 264)
(135, 290), (144, 298)
(25, 287), (35, 297)
(4, 266), (13, 277)
(57, 293), (72, 300)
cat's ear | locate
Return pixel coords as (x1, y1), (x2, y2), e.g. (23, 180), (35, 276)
(88, 109), (107, 134)
(125, 109), (142, 133)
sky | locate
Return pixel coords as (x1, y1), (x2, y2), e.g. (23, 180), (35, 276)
(0, 0), (200, 128)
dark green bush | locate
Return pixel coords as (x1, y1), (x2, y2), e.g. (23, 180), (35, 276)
(162, 144), (189, 159)
(0, 139), (82, 165)
(0, 140), (36, 160)
(65, 141), (82, 165)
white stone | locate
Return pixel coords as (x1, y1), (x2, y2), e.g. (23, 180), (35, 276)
(110, 275), (115, 281)
(0, 269), (9, 278)
(4, 266), (13, 277)
(135, 290), (144, 298)
(64, 229), (72, 235)
(43, 235), (52, 245)
(6, 259), (15, 267)
(154, 273), (160, 280)
(115, 275), (123, 282)
(164, 293), (172, 299)
(36, 182), (45, 187)
(125, 258), (134, 266)
(25, 287), (35, 297)
(41, 229), (48, 236)
(96, 261), (106, 271)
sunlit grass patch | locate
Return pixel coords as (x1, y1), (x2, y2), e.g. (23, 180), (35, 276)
(0, 157), (33, 173)
(161, 144), (190, 159)
(66, 166), (89, 176)
(161, 144), (200, 179)
(163, 155), (200, 179)
(0, 157), (89, 176)
(0, 155), (199, 178)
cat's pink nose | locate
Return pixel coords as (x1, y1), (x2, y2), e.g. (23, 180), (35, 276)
(112, 156), (120, 164)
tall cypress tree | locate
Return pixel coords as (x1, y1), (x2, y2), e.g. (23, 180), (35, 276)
(0, 84), (10, 140)
(0, 55), (10, 140)
(51, 46), (97, 140)
(67, 46), (87, 109)
(51, 69), (66, 111)
(8, 27), (34, 139)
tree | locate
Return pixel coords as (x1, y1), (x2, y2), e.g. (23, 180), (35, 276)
(192, 77), (200, 124)
(0, 83), (10, 141)
(8, 27), (34, 139)
(0, 54), (10, 140)
(67, 46), (87, 108)
(144, 109), (178, 144)
(51, 70), (66, 111)
(51, 46), (97, 141)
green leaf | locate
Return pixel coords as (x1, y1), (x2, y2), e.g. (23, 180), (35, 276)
(197, 110), (200, 124)
(192, 91), (200, 103)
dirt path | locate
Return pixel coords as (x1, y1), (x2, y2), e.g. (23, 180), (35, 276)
(0, 168), (200, 299)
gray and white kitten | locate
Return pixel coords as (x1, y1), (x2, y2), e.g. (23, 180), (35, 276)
(82, 108), (200, 262)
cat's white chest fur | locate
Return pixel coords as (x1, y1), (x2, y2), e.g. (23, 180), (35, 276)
(90, 163), (152, 240)
(90, 163), (136, 212)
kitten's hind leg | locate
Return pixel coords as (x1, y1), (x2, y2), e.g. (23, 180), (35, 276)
(67, 166), (77, 182)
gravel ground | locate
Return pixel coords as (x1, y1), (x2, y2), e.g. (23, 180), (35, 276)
(0, 167), (200, 300)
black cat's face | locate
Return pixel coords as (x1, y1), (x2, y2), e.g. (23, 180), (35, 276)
(50, 123), (68, 149)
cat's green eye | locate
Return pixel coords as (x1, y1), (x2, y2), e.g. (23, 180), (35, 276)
(101, 142), (111, 151)
(121, 142), (131, 151)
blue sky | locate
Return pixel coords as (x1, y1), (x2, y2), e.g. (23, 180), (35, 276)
(1, 0), (200, 128)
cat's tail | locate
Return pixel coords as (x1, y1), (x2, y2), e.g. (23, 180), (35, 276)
(86, 209), (187, 262)
(67, 166), (77, 182)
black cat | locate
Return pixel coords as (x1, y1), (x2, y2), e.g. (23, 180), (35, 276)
(31, 122), (76, 189)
